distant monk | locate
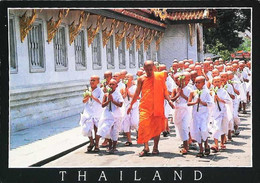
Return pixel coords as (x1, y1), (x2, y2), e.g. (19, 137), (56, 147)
(127, 60), (174, 156)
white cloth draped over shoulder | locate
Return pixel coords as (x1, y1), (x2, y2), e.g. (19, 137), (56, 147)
(190, 88), (213, 143)
(211, 88), (232, 140)
(79, 87), (104, 137)
(174, 85), (192, 141)
(97, 89), (124, 141)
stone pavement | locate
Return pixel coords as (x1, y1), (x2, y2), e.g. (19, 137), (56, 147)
(43, 107), (252, 168)
(9, 114), (88, 167)
(9, 105), (251, 168)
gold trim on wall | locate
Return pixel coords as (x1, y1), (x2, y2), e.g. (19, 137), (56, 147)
(115, 22), (130, 48)
(136, 28), (149, 51)
(156, 32), (164, 51)
(69, 11), (89, 45)
(47, 9), (69, 44)
(102, 19), (119, 48)
(87, 15), (105, 47)
(19, 9), (37, 43)
(126, 25), (141, 50)
(144, 30), (157, 51)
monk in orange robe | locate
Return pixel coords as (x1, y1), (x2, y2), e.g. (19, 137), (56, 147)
(127, 60), (174, 156)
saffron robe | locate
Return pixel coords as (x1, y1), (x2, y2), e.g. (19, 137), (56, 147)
(137, 72), (168, 144)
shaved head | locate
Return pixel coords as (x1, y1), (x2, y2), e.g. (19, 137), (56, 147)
(144, 60), (154, 67)
(91, 75), (100, 80)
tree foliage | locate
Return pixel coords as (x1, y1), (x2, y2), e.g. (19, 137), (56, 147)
(204, 9), (251, 60)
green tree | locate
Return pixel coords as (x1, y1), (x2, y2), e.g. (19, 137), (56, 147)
(204, 9), (251, 60)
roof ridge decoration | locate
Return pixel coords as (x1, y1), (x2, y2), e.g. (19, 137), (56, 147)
(112, 9), (167, 28)
(115, 22), (130, 48)
(69, 11), (90, 45)
(144, 30), (157, 51)
(150, 8), (167, 21)
(47, 9), (69, 43)
(136, 27), (149, 51)
(126, 25), (141, 50)
(87, 15), (106, 47)
(19, 9), (37, 43)
(156, 32), (164, 51)
(102, 19), (119, 47)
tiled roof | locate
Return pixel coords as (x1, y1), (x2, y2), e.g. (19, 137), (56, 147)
(167, 9), (216, 22)
(111, 9), (167, 28)
(111, 9), (217, 28)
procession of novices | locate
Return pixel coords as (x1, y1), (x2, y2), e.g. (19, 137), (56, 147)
(79, 57), (251, 157)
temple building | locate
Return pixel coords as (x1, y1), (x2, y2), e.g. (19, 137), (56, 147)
(9, 8), (217, 132)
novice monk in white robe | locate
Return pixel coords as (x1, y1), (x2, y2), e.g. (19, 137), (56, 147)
(188, 76), (213, 157)
(220, 72), (235, 142)
(210, 76), (232, 152)
(237, 63), (249, 114)
(121, 73), (139, 146)
(162, 65), (175, 137)
(79, 75), (104, 152)
(227, 71), (241, 136)
(172, 72), (192, 154)
(95, 79), (124, 154)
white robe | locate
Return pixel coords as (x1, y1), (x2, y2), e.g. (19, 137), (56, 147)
(211, 88), (232, 140)
(190, 88), (213, 143)
(79, 87), (104, 137)
(174, 86), (192, 141)
(224, 84), (235, 130)
(231, 79), (241, 125)
(237, 70), (248, 103)
(165, 75), (175, 118)
(97, 90), (124, 141)
(121, 85), (139, 132)
(116, 81), (126, 132)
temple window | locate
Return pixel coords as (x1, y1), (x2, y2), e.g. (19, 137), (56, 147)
(28, 20), (45, 73)
(92, 32), (102, 70)
(74, 30), (86, 70)
(54, 26), (68, 71)
(106, 35), (115, 69)
(129, 41), (136, 68)
(118, 37), (126, 69)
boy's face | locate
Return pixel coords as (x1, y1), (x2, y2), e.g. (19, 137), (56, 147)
(195, 78), (205, 90)
(191, 73), (197, 82)
(194, 66), (202, 75)
(109, 80), (118, 91)
(104, 73), (112, 83)
(184, 76), (190, 85)
(209, 64), (214, 71)
(203, 63), (210, 71)
(174, 75), (181, 87)
(212, 78), (221, 88)
(217, 65), (224, 72)
(239, 64), (245, 71)
(225, 66), (231, 72)
(232, 64), (238, 71)
(113, 73), (121, 83)
(125, 74), (133, 83)
(228, 74), (234, 80)
(136, 70), (143, 77)
(179, 62), (184, 69)
(90, 77), (99, 88)
(172, 63), (179, 71)
(220, 74), (228, 84)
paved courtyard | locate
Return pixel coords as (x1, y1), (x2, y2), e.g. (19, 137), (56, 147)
(43, 108), (252, 168)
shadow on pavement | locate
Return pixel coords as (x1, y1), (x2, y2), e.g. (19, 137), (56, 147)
(223, 148), (245, 154)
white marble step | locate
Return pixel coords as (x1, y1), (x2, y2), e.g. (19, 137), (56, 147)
(11, 104), (83, 132)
